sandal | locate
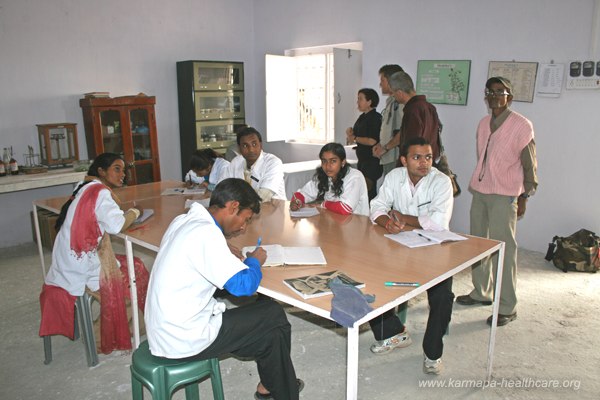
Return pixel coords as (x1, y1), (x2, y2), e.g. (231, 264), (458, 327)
(254, 378), (304, 400)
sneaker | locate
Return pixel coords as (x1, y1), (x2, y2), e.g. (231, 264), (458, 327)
(423, 356), (443, 375)
(370, 330), (412, 355)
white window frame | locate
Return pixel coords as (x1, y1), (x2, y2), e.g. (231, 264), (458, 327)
(266, 42), (362, 145)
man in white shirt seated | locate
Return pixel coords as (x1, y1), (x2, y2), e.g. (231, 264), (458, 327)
(219, 127), (286, 202)
(368, 137), (454, 375)
(145, 178), (302, 399)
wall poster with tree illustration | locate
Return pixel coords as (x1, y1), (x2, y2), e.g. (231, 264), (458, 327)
(416, 60), (471, 105)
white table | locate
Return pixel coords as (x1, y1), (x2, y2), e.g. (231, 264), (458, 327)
(34, 185), (505, 400)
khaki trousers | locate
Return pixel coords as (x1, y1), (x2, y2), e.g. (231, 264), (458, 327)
(469, 191), (518, 315)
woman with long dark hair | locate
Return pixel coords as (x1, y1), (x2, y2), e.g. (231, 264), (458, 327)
(290, 143), (369, 216)
(41, 153), (148, 354)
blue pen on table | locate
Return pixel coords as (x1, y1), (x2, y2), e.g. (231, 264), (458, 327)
(384, 282), (420, 287)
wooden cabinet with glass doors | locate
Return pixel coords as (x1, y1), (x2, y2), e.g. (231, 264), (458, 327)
(79, 95), (161, 185)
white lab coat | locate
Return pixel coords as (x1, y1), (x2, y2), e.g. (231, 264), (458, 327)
(370, 167), (453, 230)
(185, 157), (230, 186)
(219, 151), (286, 200)
(144, 203), (248, 358)
(45, 181), (125, 296)
(295, 167), (370, 216)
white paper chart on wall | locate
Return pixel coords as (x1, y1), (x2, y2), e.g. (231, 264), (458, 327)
(566, 60), (600, 90)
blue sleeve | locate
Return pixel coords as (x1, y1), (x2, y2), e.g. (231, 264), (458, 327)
(223, 257), (262, 296)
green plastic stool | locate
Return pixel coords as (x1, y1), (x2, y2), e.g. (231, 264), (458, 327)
(130, 341), (224, 400)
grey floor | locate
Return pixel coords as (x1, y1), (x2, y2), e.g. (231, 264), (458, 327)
(1, 242), (599, 400)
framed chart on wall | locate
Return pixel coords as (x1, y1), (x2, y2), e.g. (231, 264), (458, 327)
(416, 60), (471, 105)
(488, 61), (538, 102)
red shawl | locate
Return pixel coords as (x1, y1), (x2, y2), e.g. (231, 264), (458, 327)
(70, 183), (105, 257)
(40, 180), (149, 354)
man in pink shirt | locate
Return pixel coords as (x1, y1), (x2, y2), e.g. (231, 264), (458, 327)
(456, 77), (538, 327)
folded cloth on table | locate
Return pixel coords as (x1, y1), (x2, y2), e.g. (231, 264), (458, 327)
(329, 277), (375, 327)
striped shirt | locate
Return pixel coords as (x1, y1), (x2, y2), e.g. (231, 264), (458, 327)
(469, 111), (534, 196)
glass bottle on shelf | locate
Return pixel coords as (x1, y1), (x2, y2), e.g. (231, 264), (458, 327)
(9, 146), (18, 175)
(0, 152), (6, 177)
(2, 148), (10, 166)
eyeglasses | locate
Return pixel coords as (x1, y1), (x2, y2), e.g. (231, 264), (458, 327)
(485, 89), (510, 97)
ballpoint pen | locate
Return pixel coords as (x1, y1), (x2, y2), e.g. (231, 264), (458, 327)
(256, 236), (262, 250)
(417, 233), (432, 241)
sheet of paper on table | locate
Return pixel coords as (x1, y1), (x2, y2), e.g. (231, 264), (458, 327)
(290, 207), (320, 218)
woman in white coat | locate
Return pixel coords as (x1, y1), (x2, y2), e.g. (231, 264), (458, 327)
(290, 142), (369, 216)
(41, 153), (148, 354)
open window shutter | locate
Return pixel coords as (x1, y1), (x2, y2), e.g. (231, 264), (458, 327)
(333, 48), (362, 144)
(265, 54), (298, 142)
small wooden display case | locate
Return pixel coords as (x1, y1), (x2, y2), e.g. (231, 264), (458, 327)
(79, 95), (161, 185)
(36, 123), (79, 167)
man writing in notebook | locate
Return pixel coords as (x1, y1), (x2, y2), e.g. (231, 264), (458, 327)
(145, 178), (303, 400)
(368, 137), (454, 374)
(219, 127), (287, 202)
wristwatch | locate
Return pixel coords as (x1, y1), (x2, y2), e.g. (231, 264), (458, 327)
(519, 193), (530, 199)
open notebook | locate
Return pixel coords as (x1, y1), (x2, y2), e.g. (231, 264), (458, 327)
(242, 244), (327, 267)
(385, 229), (467, 248)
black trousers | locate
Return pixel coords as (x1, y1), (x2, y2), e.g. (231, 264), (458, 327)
(189, 299), (299, 400)
(368, 277), (454, 360)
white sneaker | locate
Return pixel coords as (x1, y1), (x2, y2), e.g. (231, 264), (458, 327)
(370, 330), (412, 355)
(423, 356), (443, 375)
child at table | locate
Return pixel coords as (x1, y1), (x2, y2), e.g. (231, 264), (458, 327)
(184, 148), (230, 191)
(40, 153), (149, 354)
(290, 142), (369, 216)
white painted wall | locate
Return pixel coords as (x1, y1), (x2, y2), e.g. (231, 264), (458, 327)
(253, 0), (600, 253)
(1, 0), (599, 253)
(0, 0), (255, 247)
